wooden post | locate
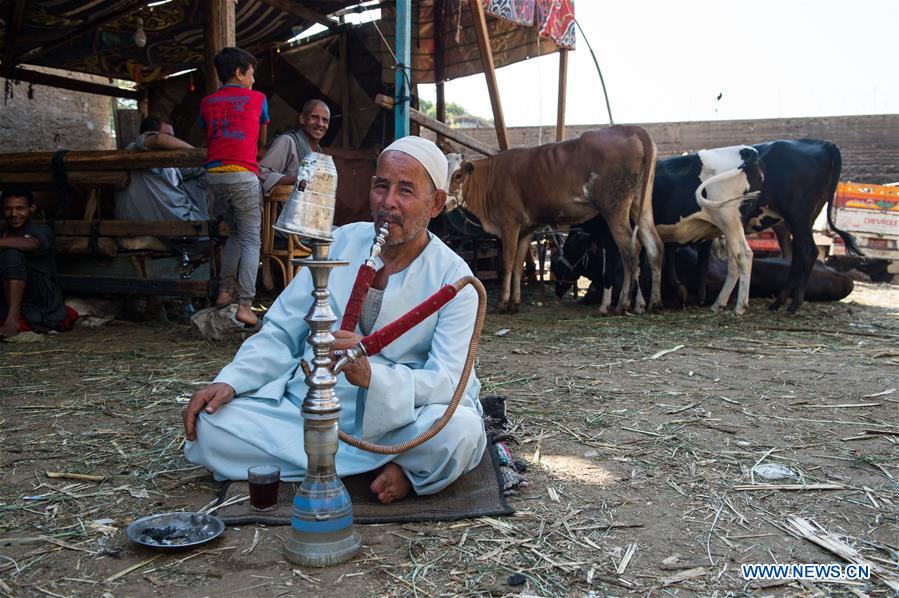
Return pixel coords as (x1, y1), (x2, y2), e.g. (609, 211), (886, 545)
(138, 88), (149, 118)
(468, 0), (509, 151)
(556, 48), (568, 142)
(434, 0), (446, 143)
(3, 0), (26, 67)
(339, 32), (351, 147)
(394, 0), (411, 139)
(204, 0), (237, 95)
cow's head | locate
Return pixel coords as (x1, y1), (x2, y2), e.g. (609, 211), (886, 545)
(445, 154), (475, 212)
(551, 228), (596, 298)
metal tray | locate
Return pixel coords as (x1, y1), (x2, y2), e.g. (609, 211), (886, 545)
(125, 512), (225, 550)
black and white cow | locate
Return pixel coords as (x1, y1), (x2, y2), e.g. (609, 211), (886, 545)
(554, 145), (764, 314)
(554, 139), (859, 313)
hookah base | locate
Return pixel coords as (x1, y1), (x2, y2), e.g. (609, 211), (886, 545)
(283, 527), (362, 567)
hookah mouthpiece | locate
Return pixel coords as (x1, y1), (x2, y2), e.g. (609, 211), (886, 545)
(366, 223), (390, 268)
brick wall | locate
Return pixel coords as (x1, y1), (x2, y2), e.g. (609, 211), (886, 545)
(0, 68), (117, 152)
(435, 114), (899, 184)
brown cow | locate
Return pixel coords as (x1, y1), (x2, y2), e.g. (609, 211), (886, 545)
(446, 126), (663, 314)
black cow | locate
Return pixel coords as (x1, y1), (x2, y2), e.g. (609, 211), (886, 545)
(744, 139), (860, 311)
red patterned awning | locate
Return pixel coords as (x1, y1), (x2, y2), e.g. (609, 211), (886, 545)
(483, 0), (576, 49)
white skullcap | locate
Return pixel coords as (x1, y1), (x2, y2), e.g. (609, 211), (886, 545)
(381, 135), (448, 191)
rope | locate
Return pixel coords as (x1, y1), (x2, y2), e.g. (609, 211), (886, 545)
(337, 276), (486, 454)
(573, 17), (614, 125)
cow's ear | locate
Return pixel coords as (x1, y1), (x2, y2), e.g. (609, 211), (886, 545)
(462, 161), (475, 174)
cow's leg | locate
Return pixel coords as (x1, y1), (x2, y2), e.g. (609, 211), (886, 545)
(663, 243), (687, 305)
(497, 231), (518, 313)
(637, 219), (664, 310)
(773, 221), (792, 260)
(785, 227), (817, 313)
(696, 241), (712, 305)
(734, 238), (754, 315)
(509, 234), (532, 314)
(708, 212), (753, 315)
(603, 214), (638, 314)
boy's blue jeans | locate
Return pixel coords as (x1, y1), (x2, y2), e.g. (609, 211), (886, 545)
(208, 171), (262, 306)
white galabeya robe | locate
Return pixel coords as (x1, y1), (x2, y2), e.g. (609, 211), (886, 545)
(184, 222), (486, 495)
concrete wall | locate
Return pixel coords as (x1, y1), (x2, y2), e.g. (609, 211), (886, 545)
(0, 68), (117, 152)
(438, 114), (899, 184)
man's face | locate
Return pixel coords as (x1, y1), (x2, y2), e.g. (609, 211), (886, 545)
(2, 196), (35, 230)
(299, 103), (330, 144)
(369, 151), (442, 248)
(160, 123), (175, 136)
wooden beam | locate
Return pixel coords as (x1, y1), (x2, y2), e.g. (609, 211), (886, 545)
(0, 171), (129, 188)
(556, 48), (568, 142)
(3, 0), (26, 67)
(0, 66), (140, 100)
(15, 0), (145, 63)
(52, 220), (223, 238)
(256, 0), (336, 29)
(468, 0), (509, 151)
(204, 0), (237, 94)
(57, 275), (211, 298)
(0, 148), (205, 173)
(375, 94), (496, 156)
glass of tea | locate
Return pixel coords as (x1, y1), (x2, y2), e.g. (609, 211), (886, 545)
(247, 465), (281, 511)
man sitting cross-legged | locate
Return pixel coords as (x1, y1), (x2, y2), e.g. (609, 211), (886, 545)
(0, 187), (68, 339)
(183, 136), (487, 504)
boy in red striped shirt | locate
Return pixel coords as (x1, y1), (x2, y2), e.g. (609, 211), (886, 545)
(200, 47), (269, 326)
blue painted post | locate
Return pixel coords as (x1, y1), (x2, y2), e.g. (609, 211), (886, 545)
(394, 0), (411, 139)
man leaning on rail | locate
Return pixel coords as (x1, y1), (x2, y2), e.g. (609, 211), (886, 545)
(182, 136), (486, 504)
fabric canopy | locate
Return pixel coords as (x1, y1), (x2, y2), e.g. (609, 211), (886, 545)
(0, 1), (575, 85)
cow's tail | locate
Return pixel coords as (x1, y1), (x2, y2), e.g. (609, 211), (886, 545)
(823, 142), (863, 257)
(694, 168), (759, 208)
(633, 128), (657, 229)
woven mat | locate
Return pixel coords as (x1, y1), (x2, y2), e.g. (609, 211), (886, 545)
(213, 444), (513, 525)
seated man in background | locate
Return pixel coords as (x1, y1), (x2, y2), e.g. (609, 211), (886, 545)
(0, 187), (68, 339)
(183, 136), (486, 504)
(258, 99), (330, 195)
(115, 116), (208, 222)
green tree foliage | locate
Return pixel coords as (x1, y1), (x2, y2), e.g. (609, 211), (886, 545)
(415, 98), (483, 126)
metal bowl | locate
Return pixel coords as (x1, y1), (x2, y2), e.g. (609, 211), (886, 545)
(125, 512), (225, 550)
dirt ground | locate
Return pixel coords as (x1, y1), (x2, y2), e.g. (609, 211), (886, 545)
(1, 281), (897, 597)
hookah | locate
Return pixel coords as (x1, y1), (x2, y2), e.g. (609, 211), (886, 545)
(272, 152), (486, 567)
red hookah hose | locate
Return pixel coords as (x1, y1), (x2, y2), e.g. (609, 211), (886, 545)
(340, 264), (377, 332)
(359, 284), (459, 356)
(337, 276), (486, 455)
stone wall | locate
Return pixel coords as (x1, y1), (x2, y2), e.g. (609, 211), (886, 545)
(0, 68), (117, 152)
(438, 114), (899, 184)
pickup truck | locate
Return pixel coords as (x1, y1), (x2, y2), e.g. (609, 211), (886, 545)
(820, 181), (899, 281)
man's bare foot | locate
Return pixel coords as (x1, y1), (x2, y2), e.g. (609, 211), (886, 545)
(235, 305), (258, 327)
(370, 462), (412, 504)
(0, 318), (20, 339)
